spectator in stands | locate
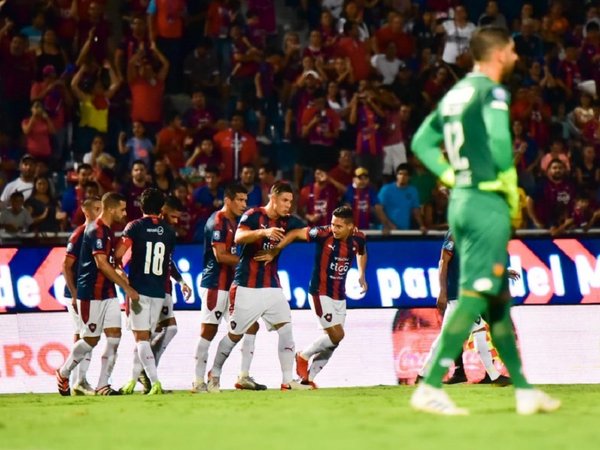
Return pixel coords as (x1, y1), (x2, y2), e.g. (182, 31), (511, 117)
(155, 112), (188, 172)
(514, 18), (544, 67)
(478, 1), (507, 29)
(0, 191), (33, 234)
(183, 38), (219, 97)
(25, 175), (66, 233)
(258, 162), (278, 204)
(0, 155), (36, 206)
(212, 111), (258, 184)
(438, 5), (475, 73)
(185, 138), (222, 175)
(540, 137), (571, 174)
(118, 121), (153, 169)
(114, 14), (150, 79)
(337, 1), (369, 42)
(0, 32), (35, 138)
(335, 20), (371, 82)
(127, 42), (169, 136)
(192, 165), (224, 232)
(152, 158), (174, 195)
(527, 159), (577, 229)
(71, 61), (121, 157)
(328, 148), (354, 196)
(349, 83), (385, 186)
(575, 143), (600, 196)
(61, 162), (93, 227)
(239, 163), (262, 208)
(35, 29), (68, 80)
(379, 88), (407, 182)
(343, 167), (391, 231)
(373, 11), (414, 61)
(513, 119), (541, 194)
(298, 166), (338, 227)
(184, 90), (216, 143)
(77, 1), (111, 64)
(147, 0), (186, 93)
(378, 163), (426, 232)
(371, 42), (404, 86)
(121, 160), (151, 223)
(21, 101), (56, 165)
(173, 178), (199, 241)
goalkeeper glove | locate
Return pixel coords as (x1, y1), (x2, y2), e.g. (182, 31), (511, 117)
(479, 167), (519, 220)
(439, 167), (455, 188)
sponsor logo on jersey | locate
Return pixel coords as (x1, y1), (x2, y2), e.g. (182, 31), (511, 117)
(309, 228), (318, 238)
(147, 226), (164, 235)
(474, 278), (493, 292)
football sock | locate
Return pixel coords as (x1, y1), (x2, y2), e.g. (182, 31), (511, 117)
(424, 295), (486, 388)
(137, 340), (158, 383)
(210, 335), (238, 378)
(308, 348), (335, 381)
(277, 323), (295, 384)
(301, 335), (336, 360)
(194, 337), (212, 381)
(60, 340), (93, 378)
(130, 346), (144, 380)
(240, 333), (256, 377)
(97, 337), (120, 388)
(75, 349), (92, 385)
(153, 325), (177, 366)
(472, 328), (500, 380)
(453, 350), (464, 372)
(418, 333), (441, 377)
(487, 302), (531, 389)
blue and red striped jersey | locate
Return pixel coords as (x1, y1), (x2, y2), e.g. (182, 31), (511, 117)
(307, 226), (366, 300)
(121, 216), (177, 298)
(234, 207), (306, 288)
(201, 210), (238, 290)
(77, 218), (117, 301)
(64, 224), (86, 299)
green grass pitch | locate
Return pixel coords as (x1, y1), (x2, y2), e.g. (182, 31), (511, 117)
(1, 385), (598, 450)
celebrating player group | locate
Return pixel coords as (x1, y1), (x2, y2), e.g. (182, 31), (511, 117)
(56, 25), (562, 416)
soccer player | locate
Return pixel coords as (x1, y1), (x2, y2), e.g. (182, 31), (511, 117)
(207, 182), (311, 391)
(56, 192), (136, 396)
(120, 196), (192, 395)
(114, 188), (177, 395)
(62, 196), (101, 395)
(410, 26), (560, 415)
(417, 230), (513, 386)
(193, 184), (266, 393)
(258, 206), (367, 387)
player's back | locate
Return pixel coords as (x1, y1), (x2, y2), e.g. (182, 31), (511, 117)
(64, 224), (86, 299)
(124, 216), (177, 298)
(201, 210), (237, 290)
(77, 218), (116, 301)
(437, 73), (509, 188)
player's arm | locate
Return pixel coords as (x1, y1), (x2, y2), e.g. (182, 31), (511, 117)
(94, 253), (139, 301)
(479, 87), (519, 219)
(253, 227), (309, 262)
(411, 109), (455, 187)
(170, 259), (192, 300)
(356, 248), (368, 294)
(437, 249), (452, 315)
(234, 224), (285, 244)
(114, 237), (131, 267)
(62, 255), (78, 307)
(213, 243), (240, 266)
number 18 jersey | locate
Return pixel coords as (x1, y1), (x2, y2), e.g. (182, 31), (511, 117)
(122, 216), (177, 298)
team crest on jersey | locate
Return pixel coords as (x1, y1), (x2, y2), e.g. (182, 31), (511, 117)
(89, 323), (97, 332)
(96, 239), (103, 249)
(215, 311), (222, 320)
(230, 320), (237, 330)
(309, 228), (318, 238)
(324, 313), (333, 322)
(492, 87), (507, 101)
(213, 230), (221, 240)
(66, 243), (73, 252)
(162, 306), (169, 316)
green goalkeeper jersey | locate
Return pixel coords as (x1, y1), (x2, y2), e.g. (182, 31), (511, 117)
(412, 72), (515, 190)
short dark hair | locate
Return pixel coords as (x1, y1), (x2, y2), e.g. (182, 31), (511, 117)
(163, 195), (184, 212)
(270, 181), (294, 196)
(140, 188), (165, 215)
(205, 165), (220, 176)
(315, 164), (329, 173)
(10, 191), (24, 200)
(470, 26), (512, 62)
(82, 196), (101, 209)
(132, 160), (147, 170)
(241, 163), (255, 171)
(587, 21), (600, 33)
(102, 192), (126, 209)
(224, 184), (248, 200)
(78, 163), (93, 173)
(548, 158), (566, 169)
(396, 163), (410, 174)
(260, 162), (277, 175)
(333, 205), (354, 223)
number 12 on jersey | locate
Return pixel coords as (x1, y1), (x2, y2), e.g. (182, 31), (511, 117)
(443, 122), (470, 171)
(144, 241), (165, 276)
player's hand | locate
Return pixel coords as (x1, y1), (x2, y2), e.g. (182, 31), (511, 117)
(263, 227), (285, 241)
(180, 282), (192, 300)
(127, 287), (140, 303)
(254, 248), (280, 264)
(71, 299), (78, 314)
(436, 293), (448, 315)
(358, 275), (368, 294)
(507, 269), (520, 281)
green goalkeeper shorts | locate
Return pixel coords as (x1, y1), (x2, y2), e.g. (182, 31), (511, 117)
(448, 189), (511, 298)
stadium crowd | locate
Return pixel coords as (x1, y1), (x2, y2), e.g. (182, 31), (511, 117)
(0, 0), (599, 240)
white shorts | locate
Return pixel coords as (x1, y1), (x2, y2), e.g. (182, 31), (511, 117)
(382, 142), (407, 175)
(228, 286), (291, 335)
(200, 287), (229, 325)
(158, 294), (175, 323)
(309, 294), (346, 329)
(128, 295), (164, 332)
(66, 302), (83, 335)
(78, 298), (122, 338)
(445, 299), (486, 333)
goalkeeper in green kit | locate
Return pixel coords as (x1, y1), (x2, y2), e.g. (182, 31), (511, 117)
(410, 27), (560, 416)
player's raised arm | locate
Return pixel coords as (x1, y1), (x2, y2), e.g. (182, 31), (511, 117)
(411, 109), (455, 188)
